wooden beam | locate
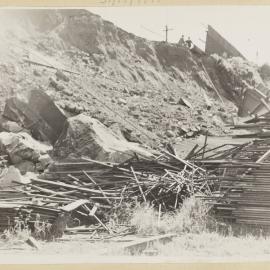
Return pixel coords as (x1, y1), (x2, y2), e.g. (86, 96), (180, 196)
(122, 234), (176, 255)
(30, 178), (114, 196)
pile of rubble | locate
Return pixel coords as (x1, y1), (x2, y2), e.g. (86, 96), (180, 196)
(0, 9), (241, 149)
(0, 73), (269, 240)
(2, 9), (270, 242)
(0, 88), (212, 240)
(0, 153), (211, 238)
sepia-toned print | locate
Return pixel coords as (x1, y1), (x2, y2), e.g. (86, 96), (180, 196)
(0, 6), (270, 263)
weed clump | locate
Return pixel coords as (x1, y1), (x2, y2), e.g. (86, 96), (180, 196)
(130, 203), (171, 235)
(129, 197), (217, 236)
(171, 197), (217, 234)
(1, 219), (31, 245)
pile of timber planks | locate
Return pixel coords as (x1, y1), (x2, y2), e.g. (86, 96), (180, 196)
(193, 137), (270, 228)
(0, 152), (210, 237)
(37, 154), (210, 211)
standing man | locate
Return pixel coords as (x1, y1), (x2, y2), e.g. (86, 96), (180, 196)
(178, 35), (185, 47)
(186, 37), (193, 49)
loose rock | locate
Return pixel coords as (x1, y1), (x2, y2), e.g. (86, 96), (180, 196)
(55, 69), (70, 82)
(0, 131), (52, 166)
(54, 114), (153, 163)
(3, 89), (67, 144)
(0, 166), (30, 188)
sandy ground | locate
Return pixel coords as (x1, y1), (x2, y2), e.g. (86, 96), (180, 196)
(1, 233), (270, 263)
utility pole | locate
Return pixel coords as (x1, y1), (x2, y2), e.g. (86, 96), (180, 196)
(163, 25), (173, 43)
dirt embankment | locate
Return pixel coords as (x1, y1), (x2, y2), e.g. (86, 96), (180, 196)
(0, 9), (266, 149)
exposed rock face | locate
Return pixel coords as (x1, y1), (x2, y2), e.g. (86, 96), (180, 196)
(20, 9), (240, 140)
(0, 9), (265, 146)
(54, 114), (153, 163)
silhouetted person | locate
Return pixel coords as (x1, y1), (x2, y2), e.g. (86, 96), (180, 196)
(186, 37), (192, 48)
(178, 35), (185, 47)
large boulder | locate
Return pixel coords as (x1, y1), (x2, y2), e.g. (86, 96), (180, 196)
(54, 114), (153, 163)
(0, 132), (52, 173)
(3, 89), (67, 144)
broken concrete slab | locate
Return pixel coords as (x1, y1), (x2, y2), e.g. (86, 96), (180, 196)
(3, 89), (67, 144)
(0, 132), (52, 172)
(54, 114), (153, 163)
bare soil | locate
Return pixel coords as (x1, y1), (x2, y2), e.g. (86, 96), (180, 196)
(1, 233), (270, 263)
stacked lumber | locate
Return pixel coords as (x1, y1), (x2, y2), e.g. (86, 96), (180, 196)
(194, 138), (270, 227)
(0, 203), (28, 232)
(0, 198), (68, 238)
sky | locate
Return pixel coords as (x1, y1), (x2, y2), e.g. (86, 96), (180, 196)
(88, 6), (270, 65)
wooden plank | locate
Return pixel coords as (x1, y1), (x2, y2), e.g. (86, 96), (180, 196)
(30, 178), (114, 195)
(122, 234), (176, 255)
(83, 171), (112, 204)
(24, 59), (80, 75)
(25, 237), (40, 250)
(130, 166), (146, 203)
(60, 199), (89, 212)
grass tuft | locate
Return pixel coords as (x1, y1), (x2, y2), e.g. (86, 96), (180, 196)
(130, 197), (217, 236)
(170, 197), (217, 234)
(1, 219), (31, 246)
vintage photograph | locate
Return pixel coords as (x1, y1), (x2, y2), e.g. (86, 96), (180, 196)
(0, 5), (270, 263)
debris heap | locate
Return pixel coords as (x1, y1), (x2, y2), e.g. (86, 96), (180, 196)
(0, 152), (210, 238)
